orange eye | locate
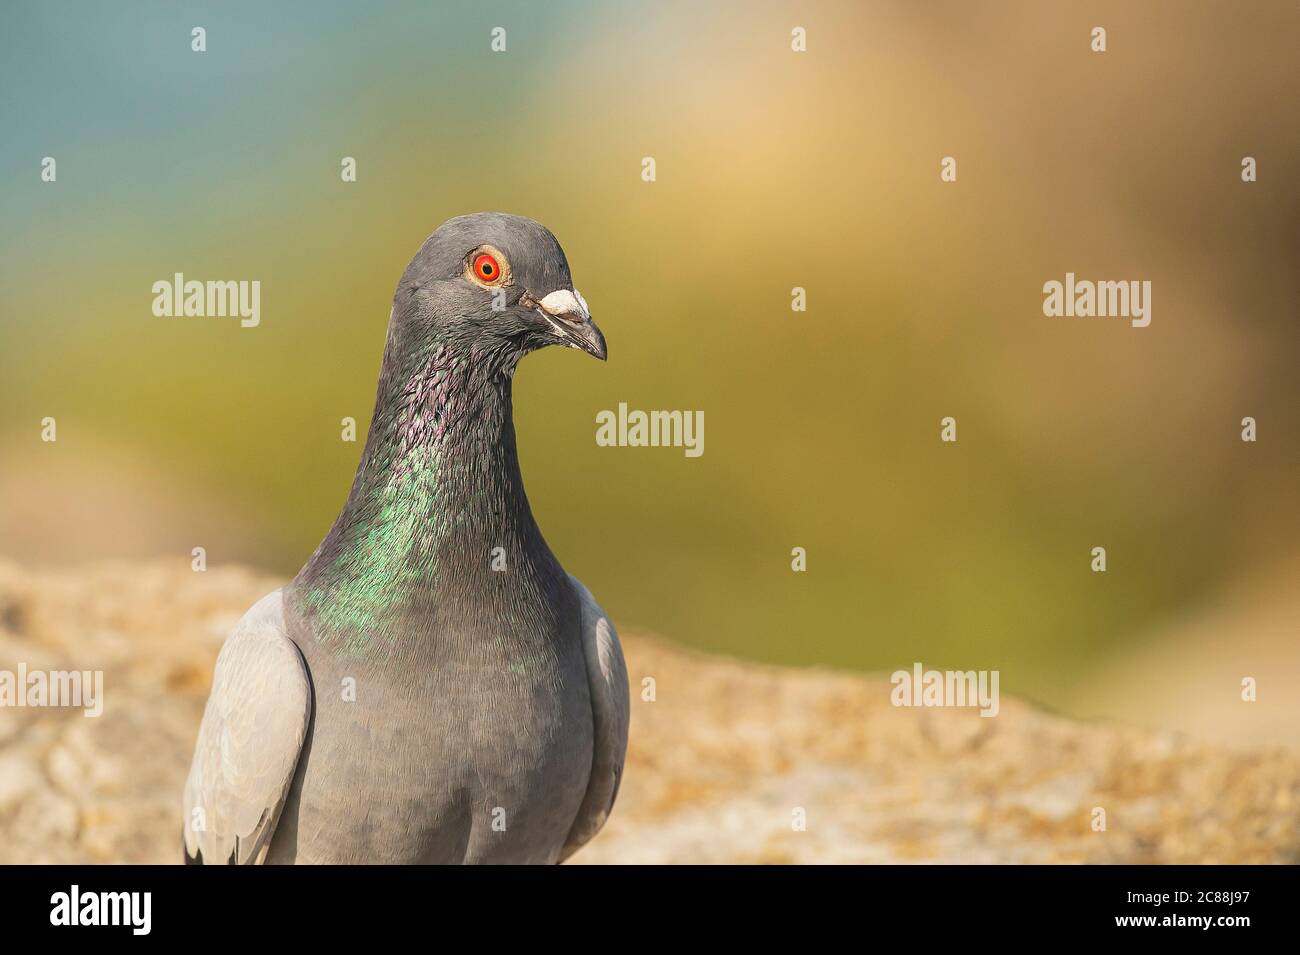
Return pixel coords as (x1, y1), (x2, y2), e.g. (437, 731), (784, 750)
(472, 252), (501, 283)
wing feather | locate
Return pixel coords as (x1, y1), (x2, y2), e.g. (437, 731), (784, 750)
(181, 590), (312, 865)
(559, 576), (629, 861)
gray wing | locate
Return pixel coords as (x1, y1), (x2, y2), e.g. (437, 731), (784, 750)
(559, 575), (630, 862)
(181, 590), (312, 865)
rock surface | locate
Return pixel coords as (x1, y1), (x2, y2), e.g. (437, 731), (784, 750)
(0, 558), (1295, 864)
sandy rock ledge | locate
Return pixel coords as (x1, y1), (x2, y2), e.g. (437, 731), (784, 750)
(0, 558), (1295, 864)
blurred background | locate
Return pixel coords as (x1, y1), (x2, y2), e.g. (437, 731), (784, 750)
(2, 0), (1297, 746)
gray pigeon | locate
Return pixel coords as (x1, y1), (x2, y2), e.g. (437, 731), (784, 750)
(182, 212), (628, 864)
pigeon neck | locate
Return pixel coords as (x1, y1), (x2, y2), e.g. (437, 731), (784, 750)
(292, 339), (557, 648)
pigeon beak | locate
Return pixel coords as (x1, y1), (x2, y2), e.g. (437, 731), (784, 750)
(533, 289), (607, 361)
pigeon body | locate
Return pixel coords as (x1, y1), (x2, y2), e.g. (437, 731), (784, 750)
(183, 213), (627, 864)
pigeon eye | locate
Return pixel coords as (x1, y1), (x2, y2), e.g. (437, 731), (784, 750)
(472, 252), (503, 284)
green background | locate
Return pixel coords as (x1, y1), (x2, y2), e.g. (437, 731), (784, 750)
(2, 1), (1297, 716)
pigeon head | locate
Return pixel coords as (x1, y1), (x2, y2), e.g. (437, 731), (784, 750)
(391, 212), (606, 365)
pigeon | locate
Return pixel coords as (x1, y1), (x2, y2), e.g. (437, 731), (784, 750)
(182, 212), (628, 864)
